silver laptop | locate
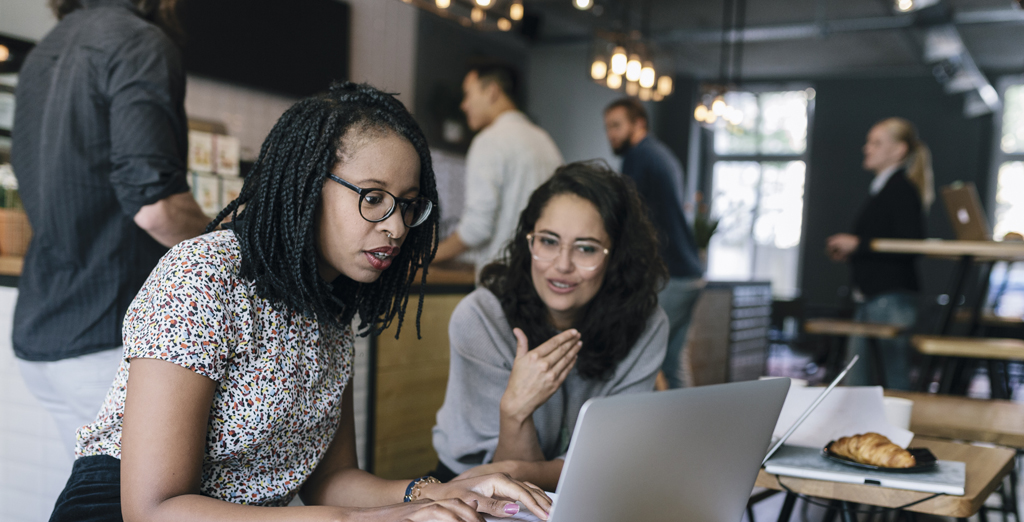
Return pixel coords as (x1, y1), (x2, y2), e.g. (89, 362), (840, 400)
(941, 181), (991, 241)
(533, 379), (790, 522)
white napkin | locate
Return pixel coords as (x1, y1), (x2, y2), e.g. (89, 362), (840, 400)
(772, 386), (914, 449)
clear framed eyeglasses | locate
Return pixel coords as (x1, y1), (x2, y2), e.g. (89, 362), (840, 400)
(526, 232), (610, 271)
(328, 174), (433, 228)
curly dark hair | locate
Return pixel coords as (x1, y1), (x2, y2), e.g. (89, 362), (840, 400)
(207, 82), (440, 338)
(480, 161), (668, 380)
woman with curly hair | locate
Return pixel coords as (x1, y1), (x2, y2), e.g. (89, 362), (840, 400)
(48, 82), (550, 522)
(431, 161), (670, 491)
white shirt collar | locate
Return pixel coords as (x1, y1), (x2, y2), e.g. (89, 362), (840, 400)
(869, 165), (901, 196)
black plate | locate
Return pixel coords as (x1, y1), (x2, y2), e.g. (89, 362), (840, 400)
(822, 441), (937, 473)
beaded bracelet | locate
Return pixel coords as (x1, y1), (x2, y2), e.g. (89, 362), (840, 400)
(403, 475), (441, 502)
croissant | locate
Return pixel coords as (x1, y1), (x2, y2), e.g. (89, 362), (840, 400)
(831, 432), (916, 468)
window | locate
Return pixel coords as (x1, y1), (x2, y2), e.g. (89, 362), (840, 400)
(988, 77), (1024, 318)
(705, 88), (813, 299)
(994, 80), (1024, 240)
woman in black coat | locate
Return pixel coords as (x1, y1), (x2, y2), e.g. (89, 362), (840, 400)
(826, 118), (933, 390)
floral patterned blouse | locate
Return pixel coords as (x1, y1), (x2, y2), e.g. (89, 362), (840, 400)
(76, 230), (354, 506)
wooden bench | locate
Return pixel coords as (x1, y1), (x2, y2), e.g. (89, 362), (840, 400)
(912, 335), (1024, 398)
(912, 335), (1024, 360)
(804, 318), (906, 387)
(804, 318), (903, 339)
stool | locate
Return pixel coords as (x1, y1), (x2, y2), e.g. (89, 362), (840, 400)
(912, 335), (1024, 398)
(804, 319), (904, 387)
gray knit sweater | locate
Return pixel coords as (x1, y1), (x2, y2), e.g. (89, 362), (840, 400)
(432, 288), (669, 474)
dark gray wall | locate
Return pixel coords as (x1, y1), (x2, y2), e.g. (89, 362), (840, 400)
(414, 14), (528, 154)
(801, 75), (994, 311)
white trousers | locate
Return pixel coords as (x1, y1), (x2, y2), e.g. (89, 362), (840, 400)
(17, 347), (123, 457)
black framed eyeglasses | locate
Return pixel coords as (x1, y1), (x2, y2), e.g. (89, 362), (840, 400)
(328, 174), (433, 228)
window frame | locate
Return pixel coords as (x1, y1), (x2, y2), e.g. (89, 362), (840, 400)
(695, 83), (816, 298)
(988, 74), (1024, 240)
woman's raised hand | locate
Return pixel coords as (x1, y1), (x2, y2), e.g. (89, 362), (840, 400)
(500, 328), (582, 423)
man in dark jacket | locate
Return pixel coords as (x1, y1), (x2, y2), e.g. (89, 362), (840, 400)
(604, 98), (704, 388)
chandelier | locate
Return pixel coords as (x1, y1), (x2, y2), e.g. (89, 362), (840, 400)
(588, 33), (674, 102)
(694, 0), (748, 127)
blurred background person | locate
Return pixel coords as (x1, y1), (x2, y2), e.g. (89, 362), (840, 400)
(11, 0), (209, 456)
(433, 61), (563, 278)
(604, 97), (703, 389)
(826, 117), (933, 390)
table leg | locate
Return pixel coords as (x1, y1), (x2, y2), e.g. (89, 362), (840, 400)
(775, 492), (797, 522)
(870, 338), (888, 388)
(989, 360), (1011, 400)
(821, 500), (840, 522)
(939, 256), (975, 335)
(968, 262), (995, 336)
(840, 502), (858, 522)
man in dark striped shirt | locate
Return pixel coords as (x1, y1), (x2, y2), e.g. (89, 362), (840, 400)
(11, 0), (209, 456)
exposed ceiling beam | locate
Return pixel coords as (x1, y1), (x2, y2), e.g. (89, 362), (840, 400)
(650, 8), (1024, 45)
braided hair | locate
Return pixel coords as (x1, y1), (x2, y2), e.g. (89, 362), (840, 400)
(207, 82), (440, 338)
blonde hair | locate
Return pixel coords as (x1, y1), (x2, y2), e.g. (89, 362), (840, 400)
(878, 117), (934, 211)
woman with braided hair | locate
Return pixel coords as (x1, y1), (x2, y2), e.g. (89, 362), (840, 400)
(48, 82), (551, 522)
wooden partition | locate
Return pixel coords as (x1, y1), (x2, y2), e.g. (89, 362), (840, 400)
(686, 281), (772, 386)
(367, 267), (475, 479)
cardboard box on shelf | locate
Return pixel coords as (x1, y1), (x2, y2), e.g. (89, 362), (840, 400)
(192, 172), (221, 217)
(221, 177), (243, 207)
(188, 131), (214, 173)
(215, 135), (240, 176)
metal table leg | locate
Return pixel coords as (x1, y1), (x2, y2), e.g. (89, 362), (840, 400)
(775, 492), (797, 522)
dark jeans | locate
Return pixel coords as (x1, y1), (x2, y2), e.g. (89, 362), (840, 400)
(50, 455), (123, 522)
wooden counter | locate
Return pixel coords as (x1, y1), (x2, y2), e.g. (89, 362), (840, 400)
(369, 264), (475, 479)
(885, 390), (1024, 449)
(0, 255), (22, 277)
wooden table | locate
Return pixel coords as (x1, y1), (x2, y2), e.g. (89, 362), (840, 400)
(872, 239), (1024, 261)
(755, 437), (1016, 519)
(884, 390), (1024, 449)
(871, 239), (1024, 395)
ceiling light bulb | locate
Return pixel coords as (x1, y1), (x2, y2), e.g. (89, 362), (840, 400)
(436, 0), (450, 8)
(476, 0), (493, 7)
(652, 92), (664, 102)
(694, 105), (709, 121)
(471, 7), (485, 22)
(498, 17), (512, 30)
(711, 96), (727, 115)
(610, 47), (628, 75)
(657, 76), (673, 96)
(625, 55), (642, 82)
(591, 59), (608, 80)
(728, 110), (744, 125)
(639, 87), (652, 101)
(509, 2), (524, 20)
(639, 64), (656, 89)
(626, 81), (639, 96)
(574, 0), (593, 10)
(896, 0), (914, 11)
(606, 73), (622, 89)
(0, 45), (9, 63)
(705, 112), (718, 124)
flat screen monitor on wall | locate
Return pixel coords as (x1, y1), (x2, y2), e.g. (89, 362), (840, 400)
(179, 0), (349, 98)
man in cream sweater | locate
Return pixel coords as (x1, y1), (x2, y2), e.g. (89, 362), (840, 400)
(433, 62), (563, 277)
